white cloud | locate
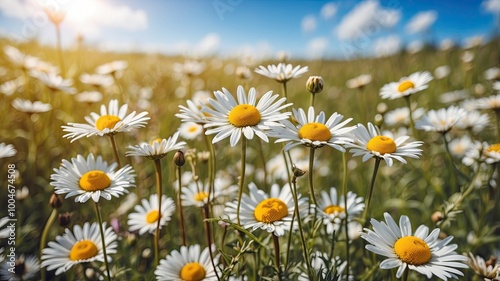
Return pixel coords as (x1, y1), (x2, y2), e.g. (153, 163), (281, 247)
(193, 33), (220, 57)
(232, 41), (273, 60)
(373, 35), (401, 57)
(336, 0), (401, 40)
(483, 0), (500, 14)
(405, 10), (437, 34)
(0, 0), (148, 38)
(306, 37), (329, 58)
(321, 2), (337, 20)
(302, 15), (316, 33)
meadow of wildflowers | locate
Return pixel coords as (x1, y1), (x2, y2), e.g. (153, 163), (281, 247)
(1, 4), (500, 281)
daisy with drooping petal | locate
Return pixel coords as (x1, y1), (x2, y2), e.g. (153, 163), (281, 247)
(62, 99), (150, 142)
(415, 106), (467, 134)
(176, 99), (209, 124)
(254, 63), (308, 83)
(155, 244), (220, 281)
(345, 122), (423, 166)
(41, 222), (117, 276)
(50, 154), (135, 203)
(12, 99), (52, 113)
(127, 194), (176, 235)
(0, 254), (39, 281)
(126, 132), (186, 160)
(379, 71), (433, 100)
(361, 212), (468, 280)
(224, 182), (307, 237)
(0, 143), (16, 158)
(271, 106), (354, 151)
(317, 187), (365, 235)
(466, 252), (500, 281)
(202, 85), (291, 147)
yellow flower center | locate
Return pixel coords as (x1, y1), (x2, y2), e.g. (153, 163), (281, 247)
(150, 138), (163, 145)
(366, 136), (397, 155)
(79, 170), (111, 191)
(397, 80), (415, 93)
(146, 210), (160, 224)
(69, 240), (98, 261)
(486, 143), (500, 153)
(195, 192), (209, 202)
(393, 236), (432, 266)
(228, 104), (261, 127)
(254, 198), (288, 223)
(188, 125), (199, 132)
(298, 122), (332, 142)
(179, 262), (206, 281)
(95, 115), (121, 130)
(323, 205), (345, 215)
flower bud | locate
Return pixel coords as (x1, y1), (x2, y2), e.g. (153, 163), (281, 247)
(431, 211), (444, 224)
(59, 212), (71, 227)
(306, 76), (324, 95)
(292, 164), (306, 178)
(49, 193), (63, 209)
(174, 150), (185, 167)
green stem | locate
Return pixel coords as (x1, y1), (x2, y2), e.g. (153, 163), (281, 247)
(272, 234), (283, 281)
(153, 159), (163, 265)
(93, 202), (112, 281)
(291, 176), (314, 280)
(310, 93), (315, 108)
(308, 147), (317, 206)
(236, 137), (247, 225)
(109, 135), (121, 168)
(202, 205), (220, 280)
(404, 96), (417, 138)
(401, 267), (409, 281)
(495, 110), (500, 142)
(442, 133), (458, 193)
(281, 81), (288, 101)
(203, 132), (216, 206)
(362, 158), (381, 225)
(40, 208), (58, 281)
(177, 165), (187, 246)
(257, 139), (268, 190)
(341, 152), (350, 280)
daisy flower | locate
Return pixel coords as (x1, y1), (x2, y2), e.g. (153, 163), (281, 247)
(476, 94), (500, 111)
(12, 99), (52, 114)
(345, 123), (423, 166)
(41, 222), (117, 276)
(202, 85), (291, 147)
(3, 45), (40, 71)
(467, 252), (500, 280)
(127, 194), (176, 235)
(0, 217), (10, 238)
(0, 143), (16, 158)
(439, 90), (469, 104)
(0, 77), (24, 96)
(172, 60), (205, 77)
(254, 63), (308, 82)
(271, 106), (354, 151)
(75, 91), (103, 104)
(224, 182), (307, 237)
(456, 110), (490, 133)
(79, 73), (114, 88)
(434, 65), (451, 80)
(182, 179), (237, 208)
(0, 254), (39, 281)
(126, 132), (186, 160)
(178, 122), (204, 140)
(29, 71), (76, 94)
(176, 99), (209, 124)
(95, 60), (128, 76)
(50, 154), (135, 203)
(317, 187), (365, 235)
(415, 106), (467, 134)
(62, 99), (150, 142)
(380, 71), (433, 100)
(346, 74), (372, 89)
(483, 143), (500, 164)
(384, 107), (425, 127)
(448, 135), (473, 159)
(155, 244), (220, 281)
(361, 212), (468, 280)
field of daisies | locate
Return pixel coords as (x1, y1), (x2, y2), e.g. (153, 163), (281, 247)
(1, 24), (500, 281)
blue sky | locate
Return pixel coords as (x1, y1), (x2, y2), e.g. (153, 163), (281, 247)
(0, 0), (498, 59)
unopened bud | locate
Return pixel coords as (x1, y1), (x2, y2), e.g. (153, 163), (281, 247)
(174, 150), (185, 167)
(376, 102), (388, 114)
(292, 165), (306, 178)
(59, 212), (71, 227)
(486, 256), (497, 267)
(306, 76), (324, 95)
(49, 193), (63, 209)
(431, 211), (444, 224)
(197, 151), (210, 163)
(236, 66), (252, 80)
